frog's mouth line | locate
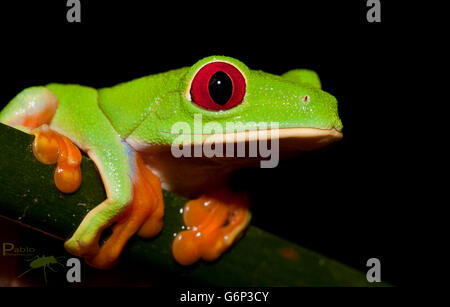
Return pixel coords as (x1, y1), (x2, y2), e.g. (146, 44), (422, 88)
(128, 127), (342, 153)
(199, 127), (342, 146)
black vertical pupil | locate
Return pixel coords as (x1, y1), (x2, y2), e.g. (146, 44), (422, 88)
(208, 71), (233, 105)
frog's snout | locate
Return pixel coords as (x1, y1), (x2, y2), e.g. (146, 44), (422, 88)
(292, 87), (343, 132)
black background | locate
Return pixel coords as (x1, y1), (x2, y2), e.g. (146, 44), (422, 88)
(0, 0), (417, 287)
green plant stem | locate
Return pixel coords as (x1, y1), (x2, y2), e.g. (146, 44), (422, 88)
(0, 123), (382, 286)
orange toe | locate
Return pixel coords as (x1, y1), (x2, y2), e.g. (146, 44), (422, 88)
(32, 126), (82, 193)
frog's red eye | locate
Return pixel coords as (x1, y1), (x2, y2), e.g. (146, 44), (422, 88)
(190, 62), (246, 110)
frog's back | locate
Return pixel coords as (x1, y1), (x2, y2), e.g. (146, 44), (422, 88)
(97, 67), (188, 138)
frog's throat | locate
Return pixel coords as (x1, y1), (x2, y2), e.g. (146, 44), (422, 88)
(126, 127), (342, 152)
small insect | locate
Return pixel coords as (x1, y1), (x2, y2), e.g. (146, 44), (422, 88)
(18, 255), (65, 285)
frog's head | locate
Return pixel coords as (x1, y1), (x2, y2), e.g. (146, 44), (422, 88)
(128, 56), (342, 160)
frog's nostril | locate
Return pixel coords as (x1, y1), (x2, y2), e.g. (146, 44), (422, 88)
(300, 95), (310, 104)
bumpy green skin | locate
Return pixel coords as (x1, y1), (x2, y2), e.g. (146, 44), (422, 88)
(0, 56), (342, 262)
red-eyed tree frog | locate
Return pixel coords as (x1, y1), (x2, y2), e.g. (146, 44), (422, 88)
(0, 56), (343, 268)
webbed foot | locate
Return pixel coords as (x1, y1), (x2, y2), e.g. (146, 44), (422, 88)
(172, 189), (251, 265)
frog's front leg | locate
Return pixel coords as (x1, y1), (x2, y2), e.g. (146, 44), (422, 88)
(65, 149), (164, 269)
(172, 188), (251, 265)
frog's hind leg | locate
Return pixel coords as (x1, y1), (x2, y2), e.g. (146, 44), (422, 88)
(0, 87), (82, 192)
(0, 87), (58, 132)
(172, 189), (251, 265)
(0, 87), (84, 193)
(136, 160), (164, 239)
